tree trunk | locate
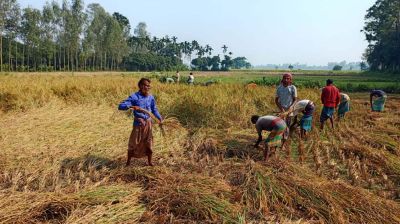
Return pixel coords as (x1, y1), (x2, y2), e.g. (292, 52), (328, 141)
(63, 46), (66, 71)
(100, 52), (102, 70)
(22, 44), (25, 71)
(8, 38), (11, 71)
(0, 35), (3, 72)
(15, 41), (17, 71)
(76, 50), (79, 71)
(27, 46), (30, 72)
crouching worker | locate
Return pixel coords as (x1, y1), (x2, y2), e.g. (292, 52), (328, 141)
(290, 99), (315, 139)
(370, 90), (387, 112)
(251, 115), (287, 161)
(118, 78), (163, 166)
(338, 92), (350, 120)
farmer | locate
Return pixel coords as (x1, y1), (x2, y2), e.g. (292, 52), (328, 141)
(289, 99), (315, 139)
(175, 70), (180, 83)
(118, 78), (163, 166)
(320, 79), (340, 130)
(370, 90), (387, 112)
(165, 77), (175, 83)
(275, 73), (297, 138)
(338, 92), (350, 120)
(251, 115), (287, 161)
(187, 72), (194, 85)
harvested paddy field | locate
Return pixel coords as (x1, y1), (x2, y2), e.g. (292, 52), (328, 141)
(1, 74), (399, 223)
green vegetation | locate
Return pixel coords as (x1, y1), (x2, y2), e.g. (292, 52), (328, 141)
(0, 0), (250, 72)
(363, 0), (400, 72)
(150, 70), (400, 93)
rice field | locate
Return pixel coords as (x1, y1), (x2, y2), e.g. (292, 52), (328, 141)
(0, 72), (399, 223)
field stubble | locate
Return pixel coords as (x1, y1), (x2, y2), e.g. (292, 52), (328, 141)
(0, 74), (399, 223)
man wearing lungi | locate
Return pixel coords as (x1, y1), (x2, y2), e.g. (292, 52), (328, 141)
(290, 99), (315, 138)
(275, 73), (297, 138)
(118, 78), (163, 166)
(370, 90), (387, 112)
(320, 79), (340, 130)
(338, 92), (350, 120)
(251, 115), (287, 161)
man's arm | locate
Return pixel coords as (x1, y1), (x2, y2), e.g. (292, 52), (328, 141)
(254, 132), (263, 148)
(321, 88), (325, 105)
(370, 94), (373, 110)
(289, 86), (298, 108)
(151, 97), (162, 123)
(275, 97), (284, 112)
(335, 90), (341, 108)
(118, 95), (133, 110)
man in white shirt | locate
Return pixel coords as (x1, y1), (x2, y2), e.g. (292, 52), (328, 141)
(275, 73), (297, 140)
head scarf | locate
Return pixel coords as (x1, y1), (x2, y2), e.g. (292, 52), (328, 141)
(281, 73), (293, 85)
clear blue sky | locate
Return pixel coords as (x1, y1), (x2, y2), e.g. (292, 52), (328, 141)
(19, 0), (376, 66)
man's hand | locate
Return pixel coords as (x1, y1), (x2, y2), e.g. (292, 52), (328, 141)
(130, 106), (142, 111)
(137, 118), (146, 126)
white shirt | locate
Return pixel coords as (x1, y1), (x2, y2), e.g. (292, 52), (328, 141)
(292, 100), (310, 116)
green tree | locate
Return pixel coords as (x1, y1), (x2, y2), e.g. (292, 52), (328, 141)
(134, 22), (149, 38)
(21, 7), (41, 71)
(232, 57), (251, 69)
(363, 0), (400, 72)
(221, 55), (233, 71)
(360, 61), (368, 71)
(333, 65), (343, 71)
(0, 0), (20, 72)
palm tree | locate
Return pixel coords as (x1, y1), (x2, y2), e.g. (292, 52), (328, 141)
(205, 44), (213, 56)
(222, 45), (228, 55)
(171, 36), (177, 44)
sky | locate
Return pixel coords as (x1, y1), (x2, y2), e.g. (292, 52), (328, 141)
(18, 0), (376, 66)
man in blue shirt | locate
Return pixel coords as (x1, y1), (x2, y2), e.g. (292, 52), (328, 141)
(118, 78), (162, 166)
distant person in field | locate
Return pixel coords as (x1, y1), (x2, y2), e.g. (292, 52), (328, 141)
(118, 78), (163, 166)
(275, 73), (297, 138)
(370, 90), (387, 112)
(246, 82), (257, 89)
(338, 92), (350, 120)
(320, 79), (340, 130)
(187, 72), (194, 85)
(175, 70), (180, 83)
(251, 115), (287, 161)
(165, 77), (175, 83)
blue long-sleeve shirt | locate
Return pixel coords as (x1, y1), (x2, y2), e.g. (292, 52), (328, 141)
(118, 91), (162, 126)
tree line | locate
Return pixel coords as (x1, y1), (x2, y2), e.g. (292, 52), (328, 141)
(0, 0), (251, 72)
(363, 0), (400, 72)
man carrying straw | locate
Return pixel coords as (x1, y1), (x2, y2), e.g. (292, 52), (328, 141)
(251, 115), (287, 161)
(370, 89), (387, 112)
(118, 78), (163, 166)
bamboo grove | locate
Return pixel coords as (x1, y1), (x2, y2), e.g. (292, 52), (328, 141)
(0, 0), (251, 72)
